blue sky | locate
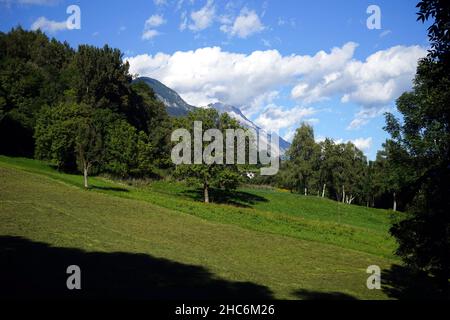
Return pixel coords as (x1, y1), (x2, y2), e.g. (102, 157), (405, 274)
(0, 0), (431, 159)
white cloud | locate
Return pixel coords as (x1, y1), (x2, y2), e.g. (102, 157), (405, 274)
(347, 106), (390, 130)
(292, 45), (427, 107)
(220, 8), (265, 38)
(188, 0), (215, 31)
(126, 46), (307, 110)
(254, 105), (317, 134)
(246, 90), (279, 116)
(142, 29), (160, 40)
(145, 14), (166, 28)
(291, 44), (426, 128)
(142, 14), (165, 40)
(351, 137), (373, 152)
(126, 43), (425, 127)
(31, 16), (67, 33)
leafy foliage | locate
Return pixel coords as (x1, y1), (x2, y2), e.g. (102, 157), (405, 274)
(0, 28), (171, 182)
(384, 0), (450, 292)
(173, 108), (244, 203)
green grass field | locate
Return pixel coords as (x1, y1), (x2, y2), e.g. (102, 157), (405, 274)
(0, 156), (402, 299)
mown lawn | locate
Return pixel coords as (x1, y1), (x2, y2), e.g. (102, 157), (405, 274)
(0, 156), (400, 299)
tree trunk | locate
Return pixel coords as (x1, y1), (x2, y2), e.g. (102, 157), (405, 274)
(322, 184), (326, 198)
(342, 185), (345, 203)
(304, 187), (307, 196)
(83, 165), (89, 189)
(204, 182), (209, 203)
(348, 196), (355, 204)
(393, 192), (397, 212)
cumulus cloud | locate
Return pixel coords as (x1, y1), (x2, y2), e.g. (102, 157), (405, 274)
(254, 105), (317, 134)
(125, 43), (350, 109)
(126, 43), (425, 128)
(220, 8), (265, 38)
(188, 0), (215, 31)
(291, 44), (426, 128)
(31, 16), (67, 33)
(126, 46), (309, 112)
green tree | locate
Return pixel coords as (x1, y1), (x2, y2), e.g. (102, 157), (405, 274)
(173, 108), (243, 203)
(285, 123), (319, 195)
(69, 45), (131, 111)
(34, 102), (85, 170)
(0, 28), (73, 156)
(103, 119), (138, 178)
(384, 0), (450, 293)
(130, 81), (172, 166)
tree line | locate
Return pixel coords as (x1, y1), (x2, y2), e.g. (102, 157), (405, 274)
(253, 125), (404, 211)
(0, 27), (172, 187)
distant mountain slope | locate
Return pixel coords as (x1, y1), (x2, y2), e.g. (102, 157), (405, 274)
(209, 102), (291, 154)
(135, 77), (291, 154)
(134, 77), (196, 116)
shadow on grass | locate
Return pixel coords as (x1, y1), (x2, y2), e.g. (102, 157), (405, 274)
(293, 289), (357, 300)
(182, 188), (268, 208)
(382, 264), (449, 300)
(0, 236), (273, 300)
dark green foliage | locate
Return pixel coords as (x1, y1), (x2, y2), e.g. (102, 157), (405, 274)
(0, 27), (74, 156)
(277, 126), (370, 206)
(34, 102), (86, 171)
(283, 124), (319, 195)
(130, 81), (172, 167)
(416, 0), (450, 61)
(1, 28), (170, 181)
(385, 59), (450, 289)
(69, 44), (131, 111)
(384, 0), (450, 292)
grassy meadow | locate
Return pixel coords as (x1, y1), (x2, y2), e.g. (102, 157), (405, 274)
(0, 156), (403, 299)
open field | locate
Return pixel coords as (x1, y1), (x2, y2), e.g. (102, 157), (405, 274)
(0, 156), (402, 299)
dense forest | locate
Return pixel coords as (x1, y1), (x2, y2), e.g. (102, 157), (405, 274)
(0, 0), (448, 292)
(0, 27), (172, 186)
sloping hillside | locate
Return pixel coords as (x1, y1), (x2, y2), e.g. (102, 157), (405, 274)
(0, 156), (399, 299)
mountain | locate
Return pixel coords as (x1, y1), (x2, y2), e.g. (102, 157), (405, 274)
(209, 102), (291, 155)
(134, 77), (196, 116)
(136, 77), (291, 154)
